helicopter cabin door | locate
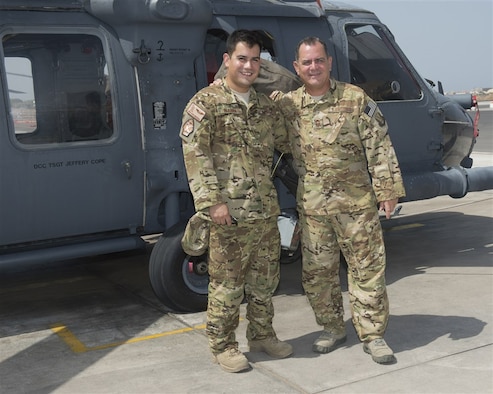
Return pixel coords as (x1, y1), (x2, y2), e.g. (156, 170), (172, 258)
(0, 27), (145, 247)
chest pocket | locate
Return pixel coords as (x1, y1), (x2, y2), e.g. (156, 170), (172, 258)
(312, 106), (353, 144)
(248, 107), (276, 148)
(215, 105), (245, 147)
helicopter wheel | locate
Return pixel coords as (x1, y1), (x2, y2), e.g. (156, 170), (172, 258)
(149, 222), (208, 312)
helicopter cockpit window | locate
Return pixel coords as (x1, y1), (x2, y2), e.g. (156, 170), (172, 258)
(345, 24), (421, 101)
(3, 33), (113, 145)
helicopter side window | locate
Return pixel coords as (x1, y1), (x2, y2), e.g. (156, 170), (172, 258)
(254, 30), (277, 63)
(345, 24), (421, 101)
(3, 33), (113, 145)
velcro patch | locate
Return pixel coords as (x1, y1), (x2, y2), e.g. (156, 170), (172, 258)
(187, 103), (206, 122)
(326, 106), (353, 113)
(217, 107), (243, 115)
(364, 100), (377, 118)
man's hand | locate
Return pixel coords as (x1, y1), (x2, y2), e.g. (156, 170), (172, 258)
(209, 203), (233, 225)
(379, 198), (398, 219)
(210, 78), (223, 87)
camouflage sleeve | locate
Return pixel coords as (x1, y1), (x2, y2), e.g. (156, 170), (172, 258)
(358, 96), (406, 201)
(275, 91), (297, 132)
(272, 98), (291, 155)
(275, 92), (305, 177)
(180, 98), (223, 212)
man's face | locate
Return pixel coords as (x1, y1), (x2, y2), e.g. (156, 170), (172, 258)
(293, 42), (332, 95)
(224, 42), (261, 93)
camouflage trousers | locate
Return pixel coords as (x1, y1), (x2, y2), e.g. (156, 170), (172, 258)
(206, 217), (280, 354)
(300, 209), (389, 342)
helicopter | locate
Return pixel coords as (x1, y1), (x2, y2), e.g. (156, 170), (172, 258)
(1, 0), (491, 312)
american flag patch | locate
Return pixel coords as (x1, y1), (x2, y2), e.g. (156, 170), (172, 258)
(364, 100), (377, 117)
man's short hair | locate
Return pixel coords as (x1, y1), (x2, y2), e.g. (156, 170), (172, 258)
(226, 29), (262, 55)
(295, 36), (329, 60)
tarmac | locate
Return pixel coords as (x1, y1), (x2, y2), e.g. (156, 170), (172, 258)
(0, 154), (492, 394)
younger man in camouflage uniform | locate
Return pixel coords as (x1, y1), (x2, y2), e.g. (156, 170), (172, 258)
(277, 37), (405, 364)
(180, 30), (292, 373)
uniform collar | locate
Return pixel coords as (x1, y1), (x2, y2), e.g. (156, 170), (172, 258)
(300, 78), (339, 107)
(222, 78), (258, 105)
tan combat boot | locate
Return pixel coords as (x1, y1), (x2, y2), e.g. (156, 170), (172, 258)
(213, 347), (250, 373)
(248, 336), (293, 358)
(312, 330), (347, 354)
(363, 338), (396, 364)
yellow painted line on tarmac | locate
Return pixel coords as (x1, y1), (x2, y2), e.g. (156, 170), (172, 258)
(50, 323), (88, 353)
(384, 223), (424, 231)
(50, 322), (207, 353)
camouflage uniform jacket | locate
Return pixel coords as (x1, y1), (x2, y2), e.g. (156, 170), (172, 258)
(180, 81), (289, 221)
(278, 78), (406, 215)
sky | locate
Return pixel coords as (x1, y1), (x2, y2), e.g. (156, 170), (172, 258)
(345, 0), (493, 92)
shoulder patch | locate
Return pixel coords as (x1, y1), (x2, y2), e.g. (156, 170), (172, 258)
(187, 103), (206, 122)
(181, 118), (195, 138)
(364, 100), (377, 118)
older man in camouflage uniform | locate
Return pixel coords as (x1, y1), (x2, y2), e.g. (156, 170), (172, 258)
(277, 37), (406, 364)
(180, 30), (292, 373)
